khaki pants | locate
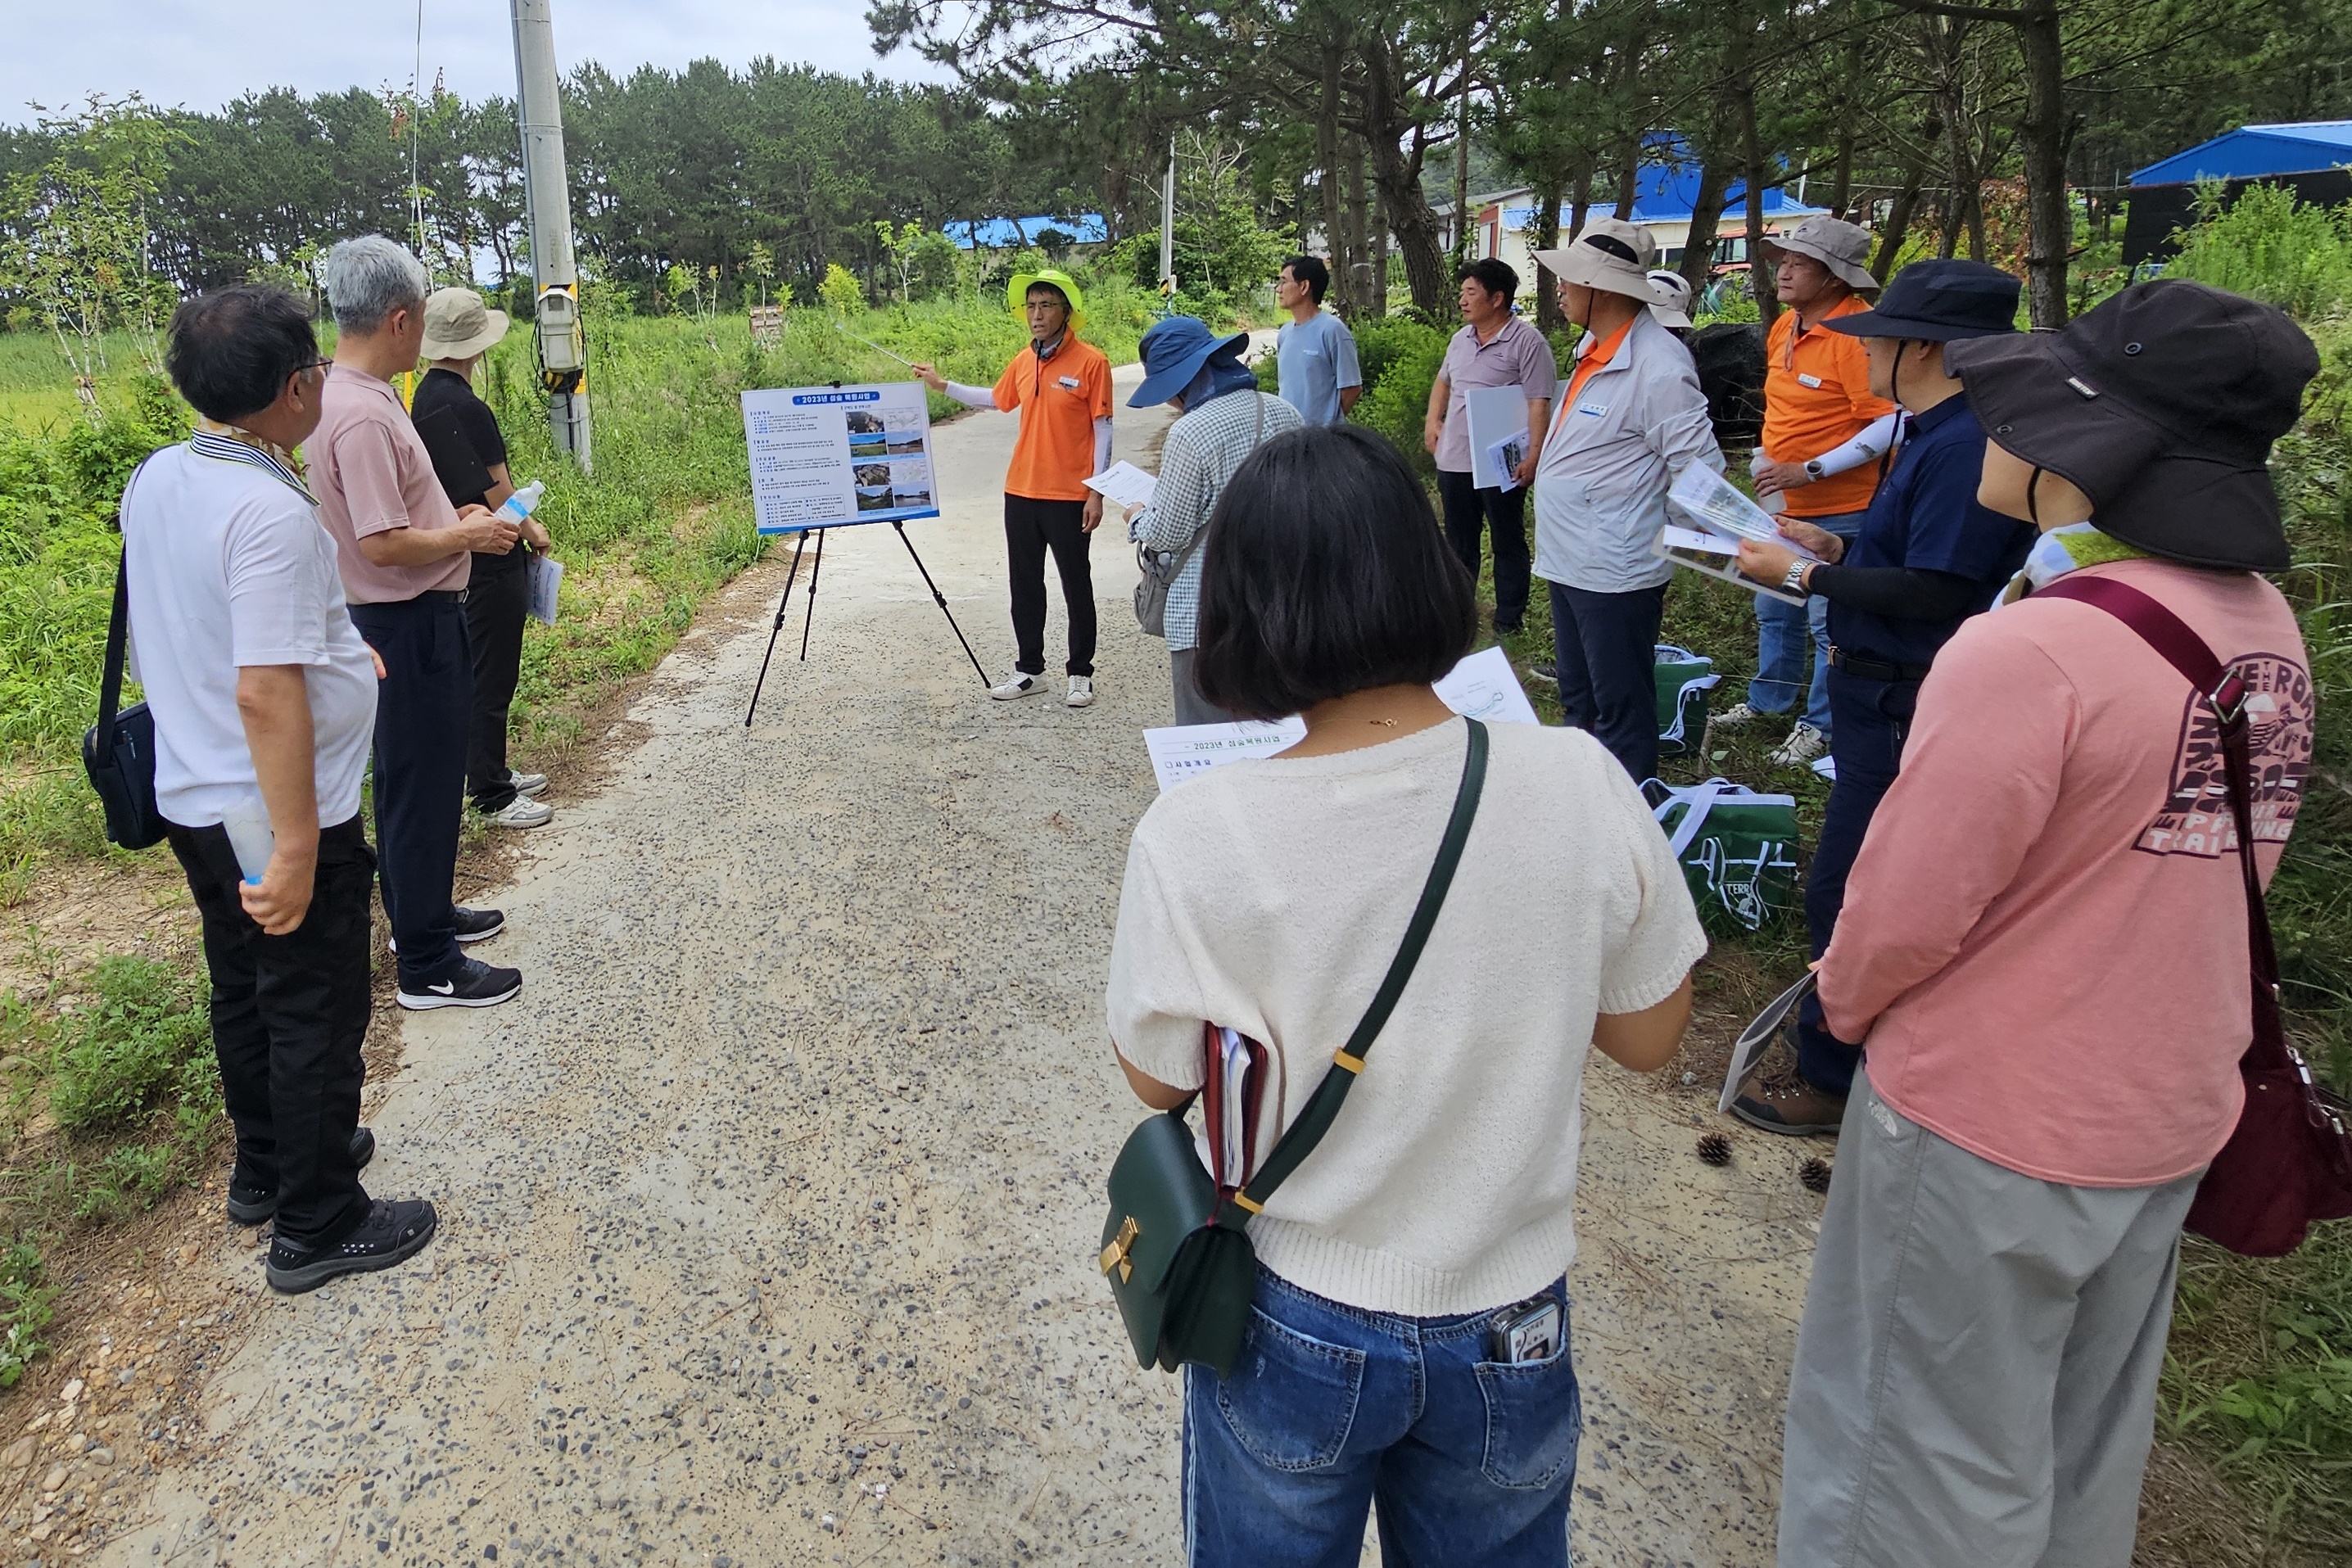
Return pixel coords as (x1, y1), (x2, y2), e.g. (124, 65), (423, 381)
(1777, 1069), (2200, 1568)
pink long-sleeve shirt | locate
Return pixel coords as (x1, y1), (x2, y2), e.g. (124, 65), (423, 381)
(1820, 558), (2313, 1188)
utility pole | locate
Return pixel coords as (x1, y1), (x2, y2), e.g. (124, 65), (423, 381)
(1158, 134), (1177, 312)
(511, 0), (591, 470)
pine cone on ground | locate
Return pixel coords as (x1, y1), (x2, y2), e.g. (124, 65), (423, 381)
(1799, 1157), (1833, 1194)
(1696, 1132), (1732, 1166)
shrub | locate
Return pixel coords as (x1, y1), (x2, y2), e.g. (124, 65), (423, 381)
(2169, 180), (2352, 323)
(0, 1243), (51, 1389)
(47, 955), (215, 1136)
(1350, 326), (1450, 477)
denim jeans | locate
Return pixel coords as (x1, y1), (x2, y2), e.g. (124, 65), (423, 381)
(1748, 509), (1866, 734)
(1183, 1267), (1582, 1568)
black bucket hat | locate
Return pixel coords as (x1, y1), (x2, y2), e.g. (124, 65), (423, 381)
(1822, 259), (2019, 342)
(1946, 279), (2318, 572)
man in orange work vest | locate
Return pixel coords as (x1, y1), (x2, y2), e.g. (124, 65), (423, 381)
(1711, 217), (1897, 767)
(915, 269), (1113, 708)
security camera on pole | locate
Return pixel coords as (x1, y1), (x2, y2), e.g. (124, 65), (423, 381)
(510, 0), (591, 471)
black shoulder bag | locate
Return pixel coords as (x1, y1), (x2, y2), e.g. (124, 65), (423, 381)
(1100, 718), (1489, 1377)
(82, 540), (165, 852)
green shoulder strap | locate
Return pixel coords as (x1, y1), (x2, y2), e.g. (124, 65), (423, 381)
(1216, 717), (1489, 1230)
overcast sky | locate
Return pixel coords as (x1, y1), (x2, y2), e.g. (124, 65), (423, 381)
(4, 1), (949, 126)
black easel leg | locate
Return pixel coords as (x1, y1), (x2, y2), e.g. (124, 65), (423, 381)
(798, 527), (826, 662)
(893, 521), (991, 686)
(744, 530), (810, 728)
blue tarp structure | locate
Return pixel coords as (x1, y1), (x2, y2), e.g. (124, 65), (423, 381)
(1493, 161), (1824, 234)
(948, 215), (1108, 251)
(2124, 121), (2352, 264)
(2132, 121), (2352, 185)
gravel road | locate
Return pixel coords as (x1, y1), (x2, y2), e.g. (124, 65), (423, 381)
(99, 358), (1819, 1568)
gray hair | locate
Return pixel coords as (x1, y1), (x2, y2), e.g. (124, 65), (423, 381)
(321, 236), (429, 335)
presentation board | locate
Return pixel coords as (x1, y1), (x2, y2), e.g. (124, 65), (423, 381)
(1465, 384), (1534, 491)
(742, 382), (940, 535)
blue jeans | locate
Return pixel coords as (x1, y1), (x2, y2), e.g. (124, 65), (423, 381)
(1748, 510), (1866, 735)
(1183, 1268), (1582, 1568)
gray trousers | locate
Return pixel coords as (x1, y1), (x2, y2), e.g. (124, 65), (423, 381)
(1169, 647), (1237, 727)
(1778, 1069), (2201, 1568)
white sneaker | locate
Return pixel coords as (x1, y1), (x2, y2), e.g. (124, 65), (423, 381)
(988, 671), (1046, 701)
(1066, 675), (1095, 708)
(508, 770), (550, 798)
(480, 795), (554, 829)
(1710, 702), (1764, 730)
(1771, 722), (1829, 767)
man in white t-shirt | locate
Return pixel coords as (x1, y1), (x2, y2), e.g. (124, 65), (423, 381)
(129, 284), (439, 1295)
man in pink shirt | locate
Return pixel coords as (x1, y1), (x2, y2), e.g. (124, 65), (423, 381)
(1776, 282), (2319, 1567)
(312, 237), (525, 1011)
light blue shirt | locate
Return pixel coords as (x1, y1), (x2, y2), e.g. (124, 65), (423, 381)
(1275, 311), (1363, 427)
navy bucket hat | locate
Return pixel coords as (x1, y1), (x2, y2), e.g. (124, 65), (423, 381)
(1130, 316), (1251, 408)
(1821, 259), (2020, 342)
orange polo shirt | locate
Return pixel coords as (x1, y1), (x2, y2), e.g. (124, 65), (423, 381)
(1762, 294), (1895, 519)
(993, 336), (1113, 502)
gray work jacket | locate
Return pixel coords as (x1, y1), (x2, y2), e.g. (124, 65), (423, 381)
(1532, 310), (1725, 594)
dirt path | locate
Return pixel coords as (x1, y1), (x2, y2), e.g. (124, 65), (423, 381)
(95, 364), (1816, 1567)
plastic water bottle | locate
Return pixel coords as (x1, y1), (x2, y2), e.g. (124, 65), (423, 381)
(221, 799), (274, 886)
(1748, 451), (1787, 516)
(496, 479), (545, 523)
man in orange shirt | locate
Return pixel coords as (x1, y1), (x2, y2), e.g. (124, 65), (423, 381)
(915, 269), (1113, 707)
(1712, 218), (1896, 767)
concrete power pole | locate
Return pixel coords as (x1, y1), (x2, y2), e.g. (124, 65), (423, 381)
(1159, 135), (1177, 308)
(511, 0), (590, 470)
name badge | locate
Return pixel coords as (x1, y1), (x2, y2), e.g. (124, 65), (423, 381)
(1058, 375), (1082, 391)
(1576, 400), (1608, 418)
(1797, 373), (1824, 389)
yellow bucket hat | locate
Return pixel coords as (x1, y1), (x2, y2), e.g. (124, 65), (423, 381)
(1006, 268), (1087, 333)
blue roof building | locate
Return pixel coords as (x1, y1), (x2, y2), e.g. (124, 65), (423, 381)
(2132, 122), (2352, 185)
(948, 215), (1108, 251)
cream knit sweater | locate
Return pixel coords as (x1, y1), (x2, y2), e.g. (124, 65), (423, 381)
(1106, 717), (1706, 1317)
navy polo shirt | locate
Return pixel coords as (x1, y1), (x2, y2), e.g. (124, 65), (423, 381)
(1827, 395), (2038, 669)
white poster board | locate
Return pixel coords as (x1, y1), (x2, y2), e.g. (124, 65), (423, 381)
(1142, 647), (1541, 793)
(1465, 385), (1534, 491)
(741, 382), (940, 535)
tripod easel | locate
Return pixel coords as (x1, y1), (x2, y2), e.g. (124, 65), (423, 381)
(744, 521), (991, 726)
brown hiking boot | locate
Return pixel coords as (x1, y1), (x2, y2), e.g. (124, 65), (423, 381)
(1730, 1066), (1848, 1136)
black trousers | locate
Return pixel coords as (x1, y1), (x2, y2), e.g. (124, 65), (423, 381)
(1550, 580), (1668, 784)
(1004, 495), (1096, 677)
(465, 559), (528, 811)
(349, 594), (472, 986)
(1437, 469), (1533, 630)
(1794, 668), (1918, 1097)
(167, 815), (373, 1250)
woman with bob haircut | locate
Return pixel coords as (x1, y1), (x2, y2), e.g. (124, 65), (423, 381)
(1104, 424), (1707, 1566)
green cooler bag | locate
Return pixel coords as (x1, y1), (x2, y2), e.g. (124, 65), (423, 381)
(1654, 644), (1721, 757)
(1651, 777), (1799, 933)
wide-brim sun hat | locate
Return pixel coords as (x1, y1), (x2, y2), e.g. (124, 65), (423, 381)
(1531, 216), (1658, 301)
(1129, 316), (1251, 408)
(1760, 215), (1879, 293)
(418, 286), (510, 360)
(1821, 258), (2019, 342)
(1945, 278), (2319, 573)
(1007, 268), (1088, 333)
(1647, 269), (1694, 329)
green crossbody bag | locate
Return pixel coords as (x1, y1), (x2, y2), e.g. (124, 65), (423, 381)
(1098, 718), (1490, 1379)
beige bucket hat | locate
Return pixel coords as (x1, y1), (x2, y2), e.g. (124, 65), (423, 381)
(1647, 269), (1694, 328)
(1759, 215), (1879, 292)
(419, 286), (511, 361)
(1531, 216), (1658, 301)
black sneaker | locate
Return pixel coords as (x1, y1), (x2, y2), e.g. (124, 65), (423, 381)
(265, 1198), (438, 1295)
(387, 906), (504, 956)
(225, 1127), (378, 1225)
(396, 956), (522, 1011)
(1529, 661), (1558, 683)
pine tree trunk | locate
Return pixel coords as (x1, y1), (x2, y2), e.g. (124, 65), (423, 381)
(2015, 0), (2072, 324)
(1680, 154), (1735, 295)
(1533, 175), (1565, 330)
(1343, 140), (1371, 318)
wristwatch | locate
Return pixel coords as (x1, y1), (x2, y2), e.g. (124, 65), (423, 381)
(1782, 560), (1811, 595)
(1802, 459), (1826, 481)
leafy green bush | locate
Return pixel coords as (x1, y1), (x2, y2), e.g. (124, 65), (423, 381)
(47, 955), (215, 1136)
(2171, 181), (2352, 323)
(0, 1242), (52, 1389)
(1350, 326), (1450, 477)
